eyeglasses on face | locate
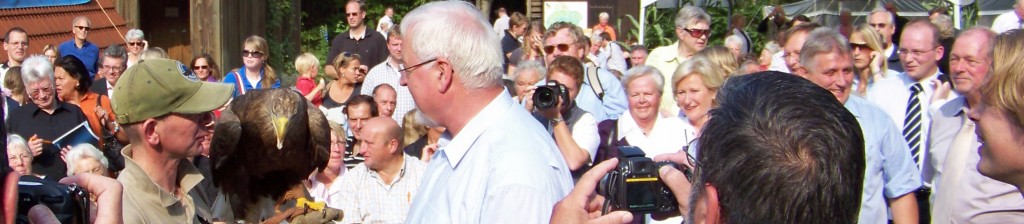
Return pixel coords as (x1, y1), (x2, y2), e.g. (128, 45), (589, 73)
(127, 42), (144, 46)
(399, 58), (438, 75)
(897, 46), (939, 57)
(74, 26), (90, 31)
(682, 28), (710, 38)
(242, 50), (265, 58)
(543, 43), (571, 55)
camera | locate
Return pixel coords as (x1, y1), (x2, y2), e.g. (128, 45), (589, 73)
(17, 175), (90, 224)
(597, 146), (679, 214)
(533, 80), (570, 109)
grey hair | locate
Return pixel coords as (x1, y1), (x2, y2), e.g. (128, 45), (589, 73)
(591, 33), (605, 43)
(724, 35), (747, 54)
(930, 14), (955, 39)
(125, 29), (145, 41)
(20, 55), (54, 87)
(65, 144), (109, 176)
(674, 6), (711, 29)
(623, 65), (665, 95)
(511, 60), (546, 80)
(869, 8), (894, 25)
(400, 1), (503, 89)
(599, 12), (609, 19)
(7, 134), (28, 154)
(102, 44), (128, 67)
(141, 47), (168, 60)
(72, 16), (91, 26)
(763, 41), (783, 54)
(799, 27), (852, 74)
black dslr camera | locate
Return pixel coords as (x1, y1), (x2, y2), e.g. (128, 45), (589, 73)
(533, 80), (571, 109)
(17, 175), (89, 224)
(597, 146), (679, 214)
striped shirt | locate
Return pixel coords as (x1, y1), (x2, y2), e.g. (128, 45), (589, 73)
(361, 58), (417, 126)
(335, 154), (426, 224)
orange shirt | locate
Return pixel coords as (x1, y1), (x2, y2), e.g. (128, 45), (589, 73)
(592, 24), (617, 41)
(77, 92), (114, 147)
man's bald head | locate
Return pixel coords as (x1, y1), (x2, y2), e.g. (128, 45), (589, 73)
(364, 117), (403, 149)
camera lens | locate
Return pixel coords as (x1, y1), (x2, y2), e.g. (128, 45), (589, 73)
(533, 87), (557, 109)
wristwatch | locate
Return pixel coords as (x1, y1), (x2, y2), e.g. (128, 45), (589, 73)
(550, 116), (565, 125)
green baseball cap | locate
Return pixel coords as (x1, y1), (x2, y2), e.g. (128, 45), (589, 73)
(112, 58), (234, 125)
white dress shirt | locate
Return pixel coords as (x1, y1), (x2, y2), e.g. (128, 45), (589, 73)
(361, 58), (416, 126)
(406, 91), (574, 223)
(991, 11), (1023, 34)
(867, 71), (942, 180)
(926, 97), (1024, 223)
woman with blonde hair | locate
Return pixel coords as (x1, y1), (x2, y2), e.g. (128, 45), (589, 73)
(672, 56), (726, 153)
(224, 35), (281, 97)
(971, 30), (1024, 194)
(695, 46), (738, 77)
(42, 44), (60, 65)
(849, 24), (896, 96)
(507, 21), (546, 75)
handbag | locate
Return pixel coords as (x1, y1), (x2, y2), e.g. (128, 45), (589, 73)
(98, 95), (125, 172)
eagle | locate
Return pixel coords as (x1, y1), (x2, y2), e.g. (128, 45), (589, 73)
(210, 88), (335, 222)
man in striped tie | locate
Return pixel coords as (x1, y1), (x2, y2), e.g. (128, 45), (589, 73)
(867, 19), (954, 223)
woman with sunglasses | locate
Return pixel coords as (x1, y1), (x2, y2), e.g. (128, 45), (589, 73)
(223, 35), (281, 97)
(850, 24), (897, 96)
(124, 29), (147, 68)
(191, 53), (222, 82)
(321, 52), (367, 110)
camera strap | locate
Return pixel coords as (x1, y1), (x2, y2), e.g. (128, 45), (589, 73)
(586, 66), (605, 101)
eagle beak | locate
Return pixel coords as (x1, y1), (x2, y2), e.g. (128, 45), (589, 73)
(273, 117), (289, 149)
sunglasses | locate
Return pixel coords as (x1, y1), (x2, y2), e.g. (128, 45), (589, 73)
(128, 42), (144, 46)
(242, 50), (265, 58)
(346, 12), (360, 17)
(849, 42), (871, 52)
(682, 28), (710, 38)
(194, 65), (209, 70)
(74, 26), (91, 31)
(543, 44), (571, 55)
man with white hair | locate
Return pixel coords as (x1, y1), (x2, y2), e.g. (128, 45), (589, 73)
(592, 12), (617, 41)
(399, 1), (573, 222)
(646, 6), (710, 115)
(6, 55), (88, 181)
(723, 34), (746, 60)
(58, 16), (100, 78)
(990, 0), (1024, 33)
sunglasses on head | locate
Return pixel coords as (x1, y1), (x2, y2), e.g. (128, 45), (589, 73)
(242, 50), (265, 58)
(682, 28), (710, 38)
(543, 44), (571, 55)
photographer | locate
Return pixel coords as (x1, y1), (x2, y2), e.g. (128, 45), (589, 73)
(552, 72), (866, 224)
(523, 56), (599, 173)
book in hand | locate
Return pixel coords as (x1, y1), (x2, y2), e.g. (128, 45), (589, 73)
(51, 121), (99, 149)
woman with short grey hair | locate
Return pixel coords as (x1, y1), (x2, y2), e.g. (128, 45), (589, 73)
(125, 29), (147, 67)
(511, 60), (545, 104)
(7, 134), (34, 176)
(64, 144), (110, 177)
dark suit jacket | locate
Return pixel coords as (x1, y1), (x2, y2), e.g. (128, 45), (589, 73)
(887, 46), (904, 72)
(90, 78), (108, 96)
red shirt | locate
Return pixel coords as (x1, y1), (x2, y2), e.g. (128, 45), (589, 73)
(295, 76), (323, 106)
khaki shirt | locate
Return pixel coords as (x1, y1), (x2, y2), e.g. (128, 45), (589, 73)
(118, 145), (208, 224)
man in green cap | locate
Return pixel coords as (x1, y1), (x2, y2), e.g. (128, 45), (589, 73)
(112, 58), (234, 223)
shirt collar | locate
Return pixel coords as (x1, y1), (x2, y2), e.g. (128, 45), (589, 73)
(438, 90), (514, 168)
(662, 42), (683, 64)
(366, 154), (416, 186)
(900, 69), (941, 89)
(27, 100), (71, 115)
(348, 29), (369, 40)
(120, 145), (204, 207)
(616, 110), (660, 139)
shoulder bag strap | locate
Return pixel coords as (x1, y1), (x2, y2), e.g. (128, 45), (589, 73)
(586, 66), (604, 101)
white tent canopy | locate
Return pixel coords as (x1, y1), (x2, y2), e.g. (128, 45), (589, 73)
(774, 0), (1014, 28)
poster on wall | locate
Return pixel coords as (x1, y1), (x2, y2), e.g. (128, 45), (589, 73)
(544, 1), (589, 29)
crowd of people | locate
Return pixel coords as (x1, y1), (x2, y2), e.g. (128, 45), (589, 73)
(1, 0), (1024, 223)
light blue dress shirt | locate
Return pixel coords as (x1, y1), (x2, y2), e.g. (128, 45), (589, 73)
(406, 91), (574, 223)
(575, 67), (626, 121)
(846, 95), (923, 224)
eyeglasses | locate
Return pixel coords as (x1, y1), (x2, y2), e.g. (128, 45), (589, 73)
(399, 58), (438, 75)
(543, 43), (571, 55)
(242, 50), (265, 58)
(346, 12), (360, 17)
(101, 65), (124, 72)
(868, 23), (888, 29)
(28, 86), (53, 98)
(127, 42), (144, 46)
(897, 46), (939, 57)
(682, 28), (711, 38)
(194, 65), (209, 70)
(849, 42), (871, 52)
(74, 26), (90, 31)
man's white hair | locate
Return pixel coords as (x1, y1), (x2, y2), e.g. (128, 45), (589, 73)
(400, 1), (503, 89)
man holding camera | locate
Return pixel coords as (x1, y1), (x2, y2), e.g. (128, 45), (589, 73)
(552, 71), (867, 224)
(522, 56), (600, 175)
(543, 22), (627, 121)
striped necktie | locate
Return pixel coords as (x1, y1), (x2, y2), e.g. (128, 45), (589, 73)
(904, 83), (924, 168)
